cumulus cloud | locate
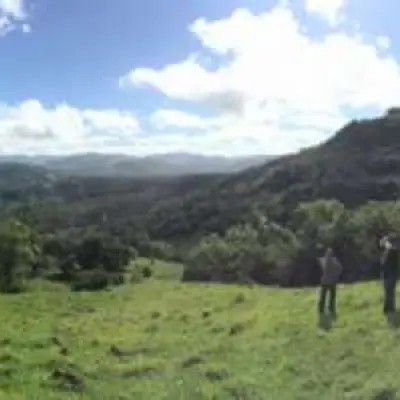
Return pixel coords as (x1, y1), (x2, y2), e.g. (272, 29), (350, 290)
(21, 22), (30, 33)
(0, 0), (26, 19)
(119, 2), (400, 156)
(150, 109), (223, 130)
(304, 0), (347, 26)
(0, 100), (141, 154)
(376, 35), (391, 51)
(3, 2), (400, 156)
(0, 0), (30, 36)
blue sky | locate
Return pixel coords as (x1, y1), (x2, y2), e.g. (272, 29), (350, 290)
(1, 0), (268, 109)
(1, 0), (400, 155)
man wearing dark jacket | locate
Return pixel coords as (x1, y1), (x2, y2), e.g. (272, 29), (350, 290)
(379, 233), (399, 315)
(317, 247), (343, 317)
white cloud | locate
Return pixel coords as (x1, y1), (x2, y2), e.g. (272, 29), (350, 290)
(82, 110), (139, 134)
(120, 57), (220, 102)
(0, 100), (141, 154)
(0, 15), (14, 36)
(119, 3), (400, 155)
(304, 0), (347, 26)
(150, 109), (221, 130)
(0, 0), (25, 19)
(3, 2), (400, 156)
(376, 35), (390, 51)
(1, 99), (317, 156)
(0, 0), (29, 36)
(21, 22), (30, 33)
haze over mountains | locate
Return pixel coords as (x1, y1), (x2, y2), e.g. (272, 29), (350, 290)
(0, 153), (273, 178)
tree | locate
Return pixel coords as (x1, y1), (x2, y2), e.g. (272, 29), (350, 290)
(350, 201), (400, 263)
(74, 232), (135, 273)
(184, 214), (301, 286)
(259, 221), (301, 285)
(0, 219), (39, 292)
(292, 199), (347, 251)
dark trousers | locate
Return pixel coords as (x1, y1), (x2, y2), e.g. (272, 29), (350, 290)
(318, 284), (337, 314)
(383, 277), (397, 314)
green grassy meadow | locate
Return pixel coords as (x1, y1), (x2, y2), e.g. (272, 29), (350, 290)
(0, 261), (399, 399)
(134, 257), (184, 280)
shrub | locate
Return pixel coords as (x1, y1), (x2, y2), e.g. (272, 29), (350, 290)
(70, 269), (124, 292)
(41, 230), (136, 289)
(142, 266), (153, 278)
(184, 215), (301, 286)
(0, 219), (39, 293)
(129, 262), (150, 283)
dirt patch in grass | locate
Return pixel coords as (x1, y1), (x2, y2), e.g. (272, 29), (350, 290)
(50, 364), (85, 392)
(121, 367), (162, 379)
(109, 345), (155, 358)
(204, 368), (230, 381)
(182, 355), (206, 368)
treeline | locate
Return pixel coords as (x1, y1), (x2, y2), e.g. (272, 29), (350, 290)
(183, 199), (400, 287)
(2, 198), (400, 293)
(0, 219), (152, 293)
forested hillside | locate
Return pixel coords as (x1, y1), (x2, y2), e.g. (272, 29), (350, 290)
(145, 116), (400, 239)
(2, 115), (400, 241)
(2, 115), (400, 288)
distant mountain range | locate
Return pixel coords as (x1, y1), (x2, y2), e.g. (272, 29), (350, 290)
(0, 152), (275, 178)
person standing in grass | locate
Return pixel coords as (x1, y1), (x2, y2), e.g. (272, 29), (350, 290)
(317, 247), (343, 318)
(379, 233), (400, 316)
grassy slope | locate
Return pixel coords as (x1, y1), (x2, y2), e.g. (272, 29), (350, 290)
(0, 271), (399, 399)
(134, 258), (184, 281)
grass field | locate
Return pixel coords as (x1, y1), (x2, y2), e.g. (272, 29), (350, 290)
(0, 262), (399, 399)
(134, 257), (184, 280)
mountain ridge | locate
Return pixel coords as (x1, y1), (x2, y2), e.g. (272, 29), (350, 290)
(142, 114), (400, 238)
(0, 152), (274, 178)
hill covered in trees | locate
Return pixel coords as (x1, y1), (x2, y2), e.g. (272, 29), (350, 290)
(142, 114), (400, 239)
(2, 114), (400, 288)
(2, 114), (400, 240)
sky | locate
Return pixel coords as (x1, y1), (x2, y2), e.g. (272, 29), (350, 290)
(1, 0), (400, 156)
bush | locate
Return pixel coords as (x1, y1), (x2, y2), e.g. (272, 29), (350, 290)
(31, 254), (59, 278)
(142, 266), (153, 279)
(129, 262), (153, 283)
(184, 216), (301, 286)
(71, 269), (125, 292)
(0, 219), (39, 293)
(41, 230), (136, 289)
(74, 232), (135, 273)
